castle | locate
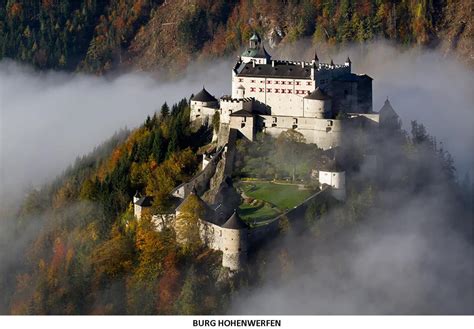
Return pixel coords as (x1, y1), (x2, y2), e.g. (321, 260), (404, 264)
(134, 33), (398, 273)
(190, 32), (380, 149)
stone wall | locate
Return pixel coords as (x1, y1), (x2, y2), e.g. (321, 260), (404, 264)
(260, 115), (343, 149)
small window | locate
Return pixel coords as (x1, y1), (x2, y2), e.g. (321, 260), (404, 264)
(275, 81), (279, 85)
(251, 79), (256, 83)
(307, 81), (312, 86)
(259, 88), (264, 92)
(267, 80), (271, 84)
(238, 78), (243, 82)
(287, 89), (292, 94)
(281, 81), (285, 85)
(292, 124), (298, 129)
(296, 81), (301, 86)
(250, 87), (256, 92)
(267, 88), (272, 92)
(281, 89), (286, 94)
(241, 123), (246, 128)
(288, 81), (292, 85)
(275, 89), (280, 93)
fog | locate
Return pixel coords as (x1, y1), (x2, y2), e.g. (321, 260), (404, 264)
(0, 59), (231, 207)
(230, 187), (473, 314)
(0, 41), (473, 314)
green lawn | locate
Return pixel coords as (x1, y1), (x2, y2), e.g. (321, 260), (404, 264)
(236, 181), (315, 225)
(239, 181), (314, 210)
(238, 202), (281, 226)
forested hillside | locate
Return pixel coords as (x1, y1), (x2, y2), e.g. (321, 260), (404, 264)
(1, 0), (472, 74)
(1, 95), (471, 314)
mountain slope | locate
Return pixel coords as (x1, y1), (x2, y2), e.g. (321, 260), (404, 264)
(1, 0), (472, 74)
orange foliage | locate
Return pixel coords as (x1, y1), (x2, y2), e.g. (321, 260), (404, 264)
(42, 0), (54, 10)
(9, 3), (22, 17)
(156, 251), (180, 314)
(51, 238), (66, 270)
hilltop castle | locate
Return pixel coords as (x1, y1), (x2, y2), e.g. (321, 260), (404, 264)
(190, 32), (380, 149)
(134, 33), (398, 273)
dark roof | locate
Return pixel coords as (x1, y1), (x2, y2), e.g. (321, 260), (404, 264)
(175, 192), (210, 213)
(236, 61), (313, 79)
(191, 88), (217, 102)
(135, 196), (153, 207)
(229, 109), (254, 117)
(222, 211), (249, 229)
(305, 87), (331, 100)
(379, 98), (398, 117)
(334, 73), (373, 82)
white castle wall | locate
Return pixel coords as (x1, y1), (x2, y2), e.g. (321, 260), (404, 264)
(229, 115), (255, 141)
(190, 100), (219, 123)
(260, 115), (343, 149)
(232, 64), (350, 117)
(319, 170), (346, 201)
(303, 98), (332, 118)
(220, 97), (254, 124)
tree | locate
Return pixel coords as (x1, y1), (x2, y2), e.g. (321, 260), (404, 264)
(161, 102), (170, 118)
(276, 129), (306, 182)
(174, 194), (206, 254)
(174, 266), (200, 314)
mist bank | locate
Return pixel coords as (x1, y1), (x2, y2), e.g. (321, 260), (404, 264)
(1, 41), (473, 210)
(230, 187), (473, 314)
(0, 59), (231, 207)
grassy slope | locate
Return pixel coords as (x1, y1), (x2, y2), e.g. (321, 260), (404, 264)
(237, 181), (315, 224)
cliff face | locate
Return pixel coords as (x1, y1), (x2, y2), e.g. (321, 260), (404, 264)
(1, 0), (472, 73)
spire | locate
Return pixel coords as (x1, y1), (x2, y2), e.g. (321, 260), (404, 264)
(346, 56), (351, 64)
(330, 59), (334, 66)
(314, 49), (319, 62)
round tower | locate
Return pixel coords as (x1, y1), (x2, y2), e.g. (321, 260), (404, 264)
(303, 87), (332, 118)
(190, 87), (219, 122)
(220, 211), (249, 271)
(236, 85), (245, 99)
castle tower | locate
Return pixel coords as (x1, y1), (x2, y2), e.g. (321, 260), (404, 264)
(190, 87), (219, 123)
(241, 32), (271, 64)
(345, 56), (352, 68)
(220, 211), (249, 271)
(303, 87), (332, 118)
(379, 98), (399, 129)
(319, 169), (346, 201)
(236, 85), (245, 99)
(134, 195), (153, 220)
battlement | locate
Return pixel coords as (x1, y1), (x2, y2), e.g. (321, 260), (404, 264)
(220, 96), (254, 103)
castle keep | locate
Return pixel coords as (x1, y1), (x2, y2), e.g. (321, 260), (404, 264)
(134, 33), (398, 273)
(190, 32), (379, 149)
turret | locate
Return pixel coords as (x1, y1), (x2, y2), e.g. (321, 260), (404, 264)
(303, 87), (332, 118)
(236, 85), (245, 99)
(189, 87), (219, 122)
(220, 211), (249, 271)
(241, 32), (271, 64)
(313, 49), (319, 66)
(345, 56), (351, 69)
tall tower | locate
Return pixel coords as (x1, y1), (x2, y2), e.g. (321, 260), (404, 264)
(241, 32), (271, 64)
